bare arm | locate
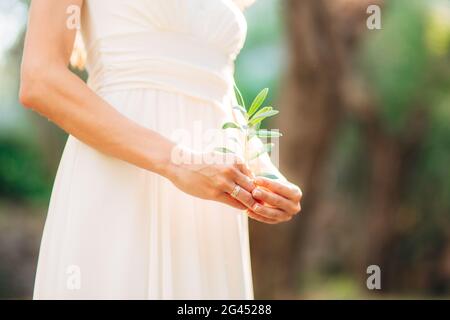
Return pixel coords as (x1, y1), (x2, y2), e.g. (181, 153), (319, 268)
(20, 0), (263, 213)
(20, 0), (174, 176)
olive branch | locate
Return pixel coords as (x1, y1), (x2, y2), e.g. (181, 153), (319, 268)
(214, 85), (282, 179)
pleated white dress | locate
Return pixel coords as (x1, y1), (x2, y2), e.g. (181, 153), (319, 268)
(33, 0), (263, 299)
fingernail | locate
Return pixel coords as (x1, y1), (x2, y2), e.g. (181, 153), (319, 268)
(253, 189), (261, 197)
(253, 204), (260, 212)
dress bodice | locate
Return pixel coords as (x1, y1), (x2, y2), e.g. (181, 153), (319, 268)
(80, 0), (254, 103)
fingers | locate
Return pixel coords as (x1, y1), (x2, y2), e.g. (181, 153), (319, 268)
(215, 163), (256, 209)
(251, 203), (293, 222)
(228, 157), (254, 191)
(232, 160), (255, 193)
(215, 174), (255, 210)
(232, 186), (256, 209)
(234, 171), (255, 193)
(217, 193), (247, 210)
(235, 162), (254, 180)
(223, 154), (253, 179)
(218, 178), (255, 210)
(255, 177), (303, 202)
(246, 209), (279, 224)
(252, 187), (300, 216)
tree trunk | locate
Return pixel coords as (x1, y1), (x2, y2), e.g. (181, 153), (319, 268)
(250, 0), (346, 298)
(250, 0), (384, 298)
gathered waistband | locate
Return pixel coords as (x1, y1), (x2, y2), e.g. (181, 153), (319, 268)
(86, 32), (235, 104)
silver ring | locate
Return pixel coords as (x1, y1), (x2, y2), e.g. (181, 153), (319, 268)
(230, 184), (241, 198)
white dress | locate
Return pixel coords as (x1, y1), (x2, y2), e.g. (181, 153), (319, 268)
(33, 0), (261, 299)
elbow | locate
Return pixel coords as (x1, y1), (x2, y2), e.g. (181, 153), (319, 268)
(19, 62), (48, 109)
(19, 66), (40, 109)
(18, 82), (35, 109)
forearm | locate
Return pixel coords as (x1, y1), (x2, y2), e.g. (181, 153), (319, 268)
(20, 65), (176, 178)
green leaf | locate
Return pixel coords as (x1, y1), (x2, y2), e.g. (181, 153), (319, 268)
(257, 172), (280, 180)
(249, 110), (279, 127)
(214, 147), (235, 154)
(234, 83), (246, 108)
(222, 122), (241, 130)
(250, 106), (273, 120)
(248, 88), (269, 118)
(233, 105), (248, 120)
(249, 143), (274, 160)
(256, 129), (283, 138)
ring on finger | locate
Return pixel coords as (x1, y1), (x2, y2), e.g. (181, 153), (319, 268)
(230, 184), (241, 199)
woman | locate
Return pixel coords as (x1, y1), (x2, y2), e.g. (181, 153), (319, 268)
(20, 0), (302, 299)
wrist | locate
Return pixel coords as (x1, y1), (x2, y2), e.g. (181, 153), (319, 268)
(159, 160), (180, 183)
(157, 144), (192, 182)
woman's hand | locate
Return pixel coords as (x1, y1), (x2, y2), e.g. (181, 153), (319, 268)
(247, 176), (302, 224)
(166, 148), (258, 210)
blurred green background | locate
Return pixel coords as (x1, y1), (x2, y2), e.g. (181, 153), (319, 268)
(0, 0), (449, 299)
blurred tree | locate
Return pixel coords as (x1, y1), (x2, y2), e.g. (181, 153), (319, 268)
(251, 0), (450, 298)
(250, 0), (361, 298)
(357, 0), (450, 294)
(1, 0), (449, 299)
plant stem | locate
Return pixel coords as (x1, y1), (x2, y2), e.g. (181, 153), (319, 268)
(243, 127), (249, 166)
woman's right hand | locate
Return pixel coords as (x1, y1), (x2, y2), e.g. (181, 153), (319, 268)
(165, 147), (258, 210)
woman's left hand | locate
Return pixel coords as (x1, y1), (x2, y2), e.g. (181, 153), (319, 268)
(247, 176), (302, 224)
